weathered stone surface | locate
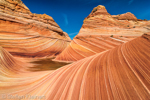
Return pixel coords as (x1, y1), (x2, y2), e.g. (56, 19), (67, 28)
(112, 12), (138, 21)
(0, 2), (150, 100)
(81, 5), (150, 36)
(0, 33), (150, 100)
(0, 0), (71, 58)
(0, 0), (31, 13)
(55, 5), (150, 62)
(54, 35), (136, 62)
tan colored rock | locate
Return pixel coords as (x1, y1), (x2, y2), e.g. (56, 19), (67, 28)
(63, 32), (71, 41)
(112, 12), (138, 21)
(0, 0), (71, 58)
(1, 33), (150, 100)
(0, 0), (31, 13)
(55, 5), (150, 62)
(81, 5), (150, 36)
(85, 5), (110, 19)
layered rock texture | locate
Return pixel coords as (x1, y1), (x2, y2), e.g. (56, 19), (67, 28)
(55, 35), (137, 62)
(0, 2), (150, 99)
(80, 5), (150, 36)
(0, 46), (31, 75)
(0, 33), (150, 100)
(0, 0), (71, 58)
(55, 5), (150, 62)
(112, 12), (138, 21)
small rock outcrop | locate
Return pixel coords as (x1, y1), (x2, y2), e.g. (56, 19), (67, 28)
(112, 12), (137, 21)
(0, 0), (31, 13)
(80, 5), (150, 36)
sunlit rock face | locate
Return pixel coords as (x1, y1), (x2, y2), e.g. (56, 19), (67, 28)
(55, 5), (150, 62)
(79, 5), (150, 36)
(0, 0), (71, 58)
(0, 33), (150, 100)
(112, 12), (138, 21)
(0, 0), (31, 14)
(54, 35), (137, 62)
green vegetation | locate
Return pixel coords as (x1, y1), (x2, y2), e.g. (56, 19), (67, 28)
(93, 9), (97, 13)
(144, 19), (148, 21)
(110, 35), (113, 37)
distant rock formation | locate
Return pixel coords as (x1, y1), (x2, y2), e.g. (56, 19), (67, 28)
(0, 0), (71, 58)
(1, 33), (150, 100)
(80, 5), (150, 36)
(55, 5), (150, 62)
(86, 5), (110, 19)
(112, 12), (138, 21)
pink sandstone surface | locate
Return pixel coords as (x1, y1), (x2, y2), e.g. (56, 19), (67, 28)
(0, 33), (150, 99)
(55, 5), (150, 62)
(0, 2), (150, 100)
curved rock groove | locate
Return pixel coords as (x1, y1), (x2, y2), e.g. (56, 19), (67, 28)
(0, 33), (150, 100)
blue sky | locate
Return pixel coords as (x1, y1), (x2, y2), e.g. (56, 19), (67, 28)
(22, 0), (150, 39)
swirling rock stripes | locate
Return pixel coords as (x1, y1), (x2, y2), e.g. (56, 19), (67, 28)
(55, 35), (136, 62)
(0, 33), (150, 100)
(0, 31), (70, 58)
(0, 0), (71, 58)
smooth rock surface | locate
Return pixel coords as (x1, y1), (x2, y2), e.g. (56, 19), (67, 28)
(55, 5), (150, 62)
(0, 33), (150, 100)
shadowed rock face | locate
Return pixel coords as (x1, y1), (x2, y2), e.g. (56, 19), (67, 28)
(0, 0), (71, 58)
(0, 46), (31, 74)
(0, 33), (149, 100)
(55, 5), (150, 62)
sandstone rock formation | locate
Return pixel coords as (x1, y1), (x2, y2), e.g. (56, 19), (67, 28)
(55, 5), (150, 62)
(0, 0), (71, 58)
(112, 12), (138, 21)
(0, 0), (31, 14)
(54, 35), (136, 62)
(0, 33), (150, 100)
(0, 46), (31, 74)
(80, 5), (150, 36)
(0, 2), (150, 99)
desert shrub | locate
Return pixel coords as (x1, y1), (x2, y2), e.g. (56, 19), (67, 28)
(144, 19), (148, 21)
(110, 35), (113, 37)
(93, 9), (97, 13)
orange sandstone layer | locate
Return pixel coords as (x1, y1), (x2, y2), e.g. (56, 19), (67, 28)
(80, 5), (150, 36)
(0, 0), (71, 58)
(0, 33), (150, 100)
(0, 0), (31, 14)
(55, 5), (150, 62)
(54, 35), (136, 62)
